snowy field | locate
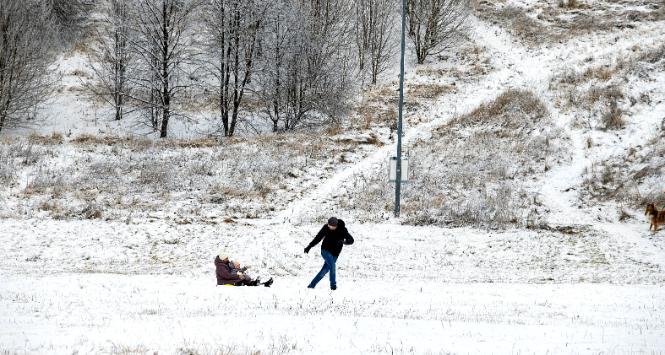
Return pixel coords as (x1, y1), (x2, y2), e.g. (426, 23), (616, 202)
(3, 1), (665, 354)
(1, 221), (665, 354)
(2, 276), (665, 354)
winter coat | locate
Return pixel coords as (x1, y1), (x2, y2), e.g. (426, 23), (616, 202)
(215, 256), (241, 285)
(306, 219), (354, 257)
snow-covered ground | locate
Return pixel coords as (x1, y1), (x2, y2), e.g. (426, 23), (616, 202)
(2, 2), (665, 354)
(2, 275), (664, 354)
(0, 218), (664, 354)
(1, 220), (665, 354)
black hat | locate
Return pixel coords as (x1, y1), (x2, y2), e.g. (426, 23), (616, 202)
(327, 217), (338, 226)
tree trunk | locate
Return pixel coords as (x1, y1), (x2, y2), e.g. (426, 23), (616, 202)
(272, 13), (281, 132)
(160, 100), (169, 138)
(228, 9), (240, 137)
(115, 102), (122, 121)
(160, 0), (169, 138)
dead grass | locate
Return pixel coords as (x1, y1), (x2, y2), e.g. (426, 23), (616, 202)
(554, 57), (629, 87)
(549, 44), (661, 131)
(449, 89), (548, 129)
(110, 344), (151, 355)
(416, 44), (493, 79)
(407, 84), (455, 99)
(38, 200), (64, 215)
(633, 43), (665, 69)
(600, 99), (625, 130)
(28, 132), (64, 145)
(478, 1), (665, 46)
(355, 86), (398, 130)
(167, 138), (220, 149)
(71, 134), (223, 149)
(558, 0), (584, 9)
(476, 5), (558, 45)
(583, 135), (665, 207)
(415, 68), (448, 77)
(587, 85), (624, 105)
(72, 134), (152, 147)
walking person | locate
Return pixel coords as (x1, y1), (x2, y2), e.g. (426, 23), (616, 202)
(304, 217), (354, 290)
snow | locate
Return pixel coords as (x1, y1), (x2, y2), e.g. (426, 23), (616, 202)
(2, 274), (664, 354)
(1, 220), (665, 353)
(2, 1), (665, 354)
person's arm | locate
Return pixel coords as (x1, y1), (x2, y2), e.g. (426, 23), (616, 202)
(343, 228), (354, 245)
(304, 225), (326, 253)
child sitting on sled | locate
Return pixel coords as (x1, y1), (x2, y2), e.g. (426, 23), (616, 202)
(214, 251), (273, 287)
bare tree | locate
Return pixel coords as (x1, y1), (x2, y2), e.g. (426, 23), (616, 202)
(204, 0), (267, 137)
(85, 0), (133, 121)
(258, 0), (355, 132)
(406, 0), (469, 64)
(256, 0), (295, 133)
(355, 0), (398, 85)
(46, 0), (94, 46)
(130, 0), (199, 138)
(0, 1), (55, 133)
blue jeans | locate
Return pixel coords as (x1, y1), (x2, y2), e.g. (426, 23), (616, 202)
(308, 250), (337, 288)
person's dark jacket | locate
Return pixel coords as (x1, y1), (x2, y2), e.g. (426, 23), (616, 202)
(215, 256), (241, 285)
(305, 219), (354, 257)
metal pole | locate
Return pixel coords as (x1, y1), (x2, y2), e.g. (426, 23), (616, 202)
(395, 0), (407, 217)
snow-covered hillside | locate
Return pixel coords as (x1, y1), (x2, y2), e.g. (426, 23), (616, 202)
(2, 0), (665, 354)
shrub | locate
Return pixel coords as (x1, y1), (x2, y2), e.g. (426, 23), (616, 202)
(587, 85), (623, 105)
(558, 0), (581, 9)
(0, 147), (15, 184)
(600, 99), (625, 130)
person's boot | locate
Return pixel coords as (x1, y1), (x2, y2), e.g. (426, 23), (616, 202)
(263, 277), (273, 287)
(331, 285), (337, 290)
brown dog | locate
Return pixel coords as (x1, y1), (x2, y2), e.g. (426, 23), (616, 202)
(645, 203), (665, 231)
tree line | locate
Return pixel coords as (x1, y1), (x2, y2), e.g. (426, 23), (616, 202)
(0, 0), (469, 137)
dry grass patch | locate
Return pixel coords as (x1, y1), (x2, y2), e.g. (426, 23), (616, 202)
(558, 0), (586, 9)
(479, 1), (665, 46)
(416, 43), (493, 79)
(72, 134), (150, 147)
(28, 132), (64, 145)
(166, 138), (220, 149)
(476, 4), (559, 45)
(543, 0), (665, 35)
(72, 134), (223, 149)
(449, 89), (548, 129)
(583, 134), (665, 207)
(586, 85), (623, 104)
(554, 62), (627, 88)
(109, 344), (151, 355)
(550, 44), (664, 130)
(355, 86), (398, 130)
(407, 83), (455, 99)
(635, 43), (665, 65)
